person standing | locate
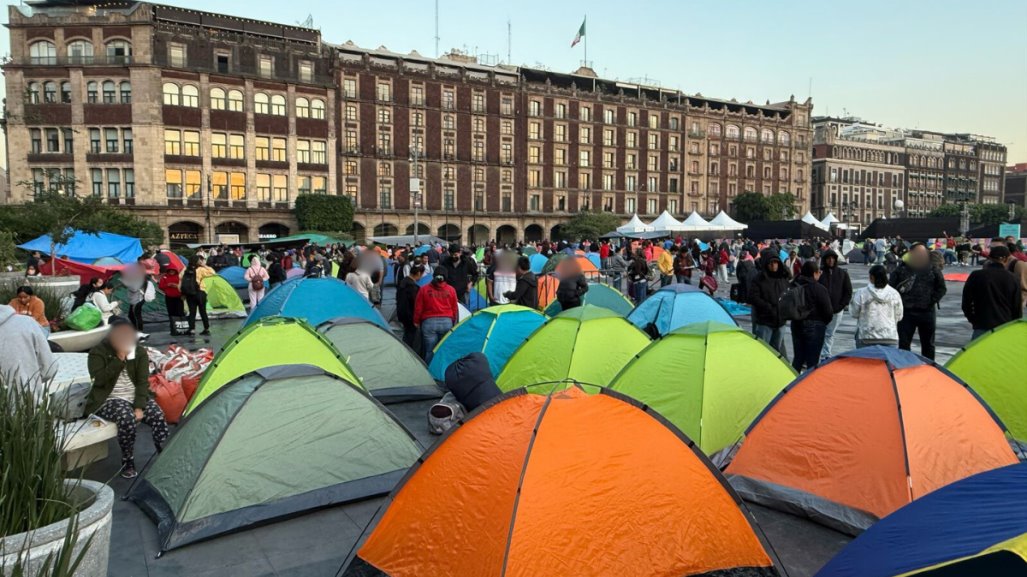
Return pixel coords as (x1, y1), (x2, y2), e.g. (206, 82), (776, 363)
(243, 255), (269, 308)
(889, 243), (946, 360)
(414, 273), (459, 365)
(1006, 242), (1027, 310)
(608, 246), (629, 293)
(962, 244), (1023, 340)
(267, 254), (287, 288)
(9, 285), (50, 336)
(504, 256), (539, 309)
(629, 250), (650, 305)
(346, 264), (374, 302)
(849, 265), (904, 348)
(157, 267), (186, 335)
(790, 261), (834, 373)
(818, 249), (853, 360)
(181, 255), (214, 336)
(673, 245), (695, 286)
(121, 261), (149, 337)
(657, 245), (675, 287)
(437, 245), (476, 304)
(87, 318), (169, 479)
(749, 251), (791, 355)
(396, 264), (424, 350)
(556, 259), (589, 311)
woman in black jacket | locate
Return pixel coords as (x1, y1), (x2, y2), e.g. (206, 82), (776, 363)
(791, 260), (835, 373)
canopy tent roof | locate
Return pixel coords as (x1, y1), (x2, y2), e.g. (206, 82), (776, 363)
(367, 234), (447, 247)
(800, 211), (828, 229)
(616, 214), (654, 234)
(681, 211), (712, 231)
(708, 211), (748, 230)
(19, 230), (143, 264)
(647, 210), (684, 232)
(820, 212), (840, 227)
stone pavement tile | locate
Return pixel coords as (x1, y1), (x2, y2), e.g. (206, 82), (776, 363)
(750, 504), (850, 577)
(275, 557), (344, 577)
(341, 497), (386, 531)
(143, 529), (274, 576)
(252, 507), (362, 574)
(188, 558), (277, 577)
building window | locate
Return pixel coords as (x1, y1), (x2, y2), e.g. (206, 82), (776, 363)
(343, 78), (357, 99)
(88, 128), (100, 153)
(709, 123), (722, 137)
(168, 43), (187, 67)
(529, 100), (542, 116)
(211, 133), (227, 158)
(256, 137), (270, 161)
(529, 194), (540, 211)
(227, 89), (243, 112)
(215, 52), (230, 73)
(297, 140), (311, 164)
(43, 82), (57, 103)
(106, 168), (120, 198)
(473, 141), (485, 161)
(212, 172), (228, 199)
(472, 92), (485, 112)
(376, 82), (391, 102)
(298, 60), (313, 83)
(229, 134), (245, 159)
(271, 138), (285, 162)
(259, 55), (274, 78)
(61, 128), (74, 153)
(30, 41), (56, 65)
(162, 83), (179, 106)
(182, 131), (198, 156)
(254, 93), (269, 114)
(501, 97), (513, 115)
(166, 169), (183, 199)
(91, 168), (104, 196)
(580, 150), (590, 167)
(346, 104), (358, 122)
(102, 81), (116, 103)
(273, 175), (288, 202)
(42, 128), (58, 152)
(442, 90), (455, 110)
(67, 40), (94, 64)
(410, 85), (424, 106)
(103, 128), (118, 153)
(312, 141), (327, 164)
(580, 106), (592, 121)
(159, 130), (177, 157)
(256, 174), (271, 201)
(230, 172), (246, 200)
(296, 97), (310, 118)
(211, 88), (226, 110)
(603, 109), (615, 124)
(106, 40), (131, 64)
(28, 82), (41, 104)
(377, 108), (391, 124)
(117, 81), (130, 103)
(779, 131), (791, 145)
(379, 182), (393, 208)
(311, 99), (325, 119)
(123, 169), (134, 198)
(270, 94), (286, 116)
(122, 128), (132, 154)
(444, 186), (455, 210)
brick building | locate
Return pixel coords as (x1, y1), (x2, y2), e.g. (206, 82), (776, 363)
(4, 1), (814, 246)
(1006, 163), (1027, 209)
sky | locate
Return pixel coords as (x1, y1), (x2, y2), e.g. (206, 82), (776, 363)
(1, 0), (1025, 163)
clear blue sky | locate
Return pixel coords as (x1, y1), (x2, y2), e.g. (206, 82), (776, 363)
(2, 0), (1025, 162)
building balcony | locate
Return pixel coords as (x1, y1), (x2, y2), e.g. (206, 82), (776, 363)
(687, 130), (706, 138)
(27, 152), (73, 163)
(14, 54), (136, 67)
(86, 152), (133, 163)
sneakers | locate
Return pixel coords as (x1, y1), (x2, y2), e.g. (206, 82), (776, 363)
(137, 332), (150, 341)
(120, 466), (138, 479)
(199, 329), (211, 336)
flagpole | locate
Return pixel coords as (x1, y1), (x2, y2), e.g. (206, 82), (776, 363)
(583, 14), (587, 66)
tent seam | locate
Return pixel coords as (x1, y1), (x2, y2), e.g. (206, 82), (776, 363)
(887, 365), (914, 504)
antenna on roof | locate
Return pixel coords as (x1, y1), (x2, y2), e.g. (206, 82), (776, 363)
(297, 14), (314, 28)
(507, 17), (511, 64)
(434, 0), (440, 57)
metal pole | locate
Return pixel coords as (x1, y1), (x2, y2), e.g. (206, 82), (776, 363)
(206, 174), (212, 244)
(411, 149), (420, 244)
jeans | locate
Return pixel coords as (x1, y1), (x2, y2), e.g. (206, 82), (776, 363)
(820, 311), (844, 360)
(752, 323), (786, 357)
(792, 320), (827, 372)
(675, 274), (692, 285)
(897, 308), (936, 360)
(420, 317), (453, 365)
(632, 280), (649, 305)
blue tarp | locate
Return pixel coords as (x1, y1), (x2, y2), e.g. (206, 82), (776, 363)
(19, 230), (143, 264)
(627, 284), (737, 336)
(815, 463), (1027, 577)
(245, 277), (388, 329)
(428, 306), (547, 380)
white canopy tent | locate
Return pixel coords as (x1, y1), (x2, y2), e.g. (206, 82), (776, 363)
(820, 212), (839, 228)
(680, 211), (713, 232)
(647, 210), (685, 232)
(708, 211), (747, 230)
(801, 211), (829, 230)
(616, 214), (654, 234)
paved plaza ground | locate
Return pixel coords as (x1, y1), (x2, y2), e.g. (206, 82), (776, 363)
(90, 263), (977, 576)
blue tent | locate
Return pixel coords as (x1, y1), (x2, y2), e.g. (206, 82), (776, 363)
(427, 304), (547, 380)
(19, 230), (142, 264)
(627, 284), (737, 336)
(585, 252), (602, 270)
(529, 253), (549, 274)
(245, 277), (388, 329)
(815, 463), (1027, 577)
(219, 265), (268, 290)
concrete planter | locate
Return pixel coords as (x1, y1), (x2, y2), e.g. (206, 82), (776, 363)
(0, 273), (80, 298)
(0, 480), (113, 577)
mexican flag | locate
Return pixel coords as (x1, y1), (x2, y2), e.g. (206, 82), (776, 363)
(571, 19), (586, 47)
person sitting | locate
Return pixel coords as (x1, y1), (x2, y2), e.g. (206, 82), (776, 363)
(90, 283), (121, 325)
(86, 318), (169, 479)
(0, 302), (56, 391)
(9, 285), (49, 336)
(72, 277), (105, 310)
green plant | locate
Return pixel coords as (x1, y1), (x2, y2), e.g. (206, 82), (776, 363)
(731, 192), (797, 222)
(0, 285), (67, 325)
(294, 195), (355, 233)
(559, 211), (622, 242)
(0, 232), (17, 270)
(930, 203), (1024, 228)
(5, 516), (93, 577)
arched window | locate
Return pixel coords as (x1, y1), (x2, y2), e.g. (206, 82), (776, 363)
(210, 87), (226, 110)
(295, 97), (310, 118)
(105, 40), (132, 64)
(162, 82), (180, 106)
(778, 131), (791, 146)
(60, 81), (72, 103)
(181, 84), (199, 107)
(30, 40), (56, 65)
(708, 123), (722, 137)
(311, 98), (325, 119)
(227, 90), (243, 112)
(761, 129), (774, 143)
(102, 80), (116, 103)
(86, 81), (98, 103)
(270, 94), (286, 116)
(67, 40), (94, 64)
(743, 126), (757, 141)
(43, 81), (57, 103)
(726, 124), (740, 139)
(27, 82), (40, 104)
(119, 81), (131, 104)
(254, 92), (269, 114)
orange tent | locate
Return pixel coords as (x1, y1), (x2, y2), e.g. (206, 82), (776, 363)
(344, 386), (779, 577)
(726, 347), (1017, 535)
(536, 273), (559, 310)
(554, 254), (599, 277)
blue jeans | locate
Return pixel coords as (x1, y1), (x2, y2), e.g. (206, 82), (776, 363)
(632, 280), (648, 305)
(820, 311), (843, 360)
(420, 317), (453, 366)
(752, 323), (786, 357)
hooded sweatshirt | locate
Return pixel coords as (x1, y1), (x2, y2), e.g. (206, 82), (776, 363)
(505, 271), (539, 309)
(749, 252), (791, 328)
(818, 250), (853, 313)
(849, 283), (904, 343)
(0, 304), (57, 391)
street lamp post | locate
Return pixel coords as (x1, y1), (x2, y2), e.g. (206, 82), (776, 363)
(410, 149), (421, 244)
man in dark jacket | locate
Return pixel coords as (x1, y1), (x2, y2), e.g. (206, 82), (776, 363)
(396, 264), (425, 350)
(889, 243), (946, 360)
(749, 250), (791, 356)
(791, 260), (834, 373)
(556, 272), (589, 311)
(818, 249), (853, 360)
(504, 256), (539, 309)
(962, 244), (1022, 340)
(437, 245), (477, 304)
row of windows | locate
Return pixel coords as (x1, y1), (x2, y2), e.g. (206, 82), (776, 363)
(26, 79), (131, 104)
(29, 126), (133, 155)
(164, 169), (326, 200)
(162, 129), (326, 163)
(349, 79), (516, 115)
(161, 83), (326, 118)
(28, 39), (131, 65)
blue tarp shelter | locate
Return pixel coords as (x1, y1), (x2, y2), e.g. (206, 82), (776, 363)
(19, 230), (143, 264)
(427, 304), (547, 380)
(627, 284), (737, 336)
(245, 277), (388, 329)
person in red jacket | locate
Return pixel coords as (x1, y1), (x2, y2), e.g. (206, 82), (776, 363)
(157, 268), (186, 335)
(414, 273), (459, 365)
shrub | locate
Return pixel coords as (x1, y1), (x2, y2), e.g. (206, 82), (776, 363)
(294, 195), (354, 233)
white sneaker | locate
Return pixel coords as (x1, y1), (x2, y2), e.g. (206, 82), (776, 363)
(137, 332), (150, 340)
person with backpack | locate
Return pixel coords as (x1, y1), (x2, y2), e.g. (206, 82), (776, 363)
(243, 255), (269, 309)
(850, 264), (904, 348)
(818, 249), (853, 360)
(267, 254), (287, 287)
(556, 258), (589, 311)
(181, 255), (214, 336)
(629, 249), (650, 305)
(889, 243), (946, 360)
(786, 260), (834, 373)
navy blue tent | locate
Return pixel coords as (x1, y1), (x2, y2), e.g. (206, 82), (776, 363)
(18, 230), (143, 264)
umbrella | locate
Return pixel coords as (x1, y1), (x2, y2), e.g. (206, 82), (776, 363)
(413, 245), (431, 256)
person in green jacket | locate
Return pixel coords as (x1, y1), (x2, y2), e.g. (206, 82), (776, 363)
(87, 317), (168, 479)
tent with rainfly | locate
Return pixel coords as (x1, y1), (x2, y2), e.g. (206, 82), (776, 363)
(627, 284), (737, 337)
(541, 253), (600, 277)
(726, 347), (1018, 535)
(110, 272), (245, 323)
(814, 463), (1027, 577)
(543, 282), (634, 316)
(128, 364), (423, 552)
(183, 317), (360, 416)
(427, 305), (547, 381)
(245, 277), (388, 329)
(318, 317), (439, 402)
(945, 319), (1027, 443)
(496, 305), (650, 392)
(340, 385), (780, 577)
(609, 322), (796, 457)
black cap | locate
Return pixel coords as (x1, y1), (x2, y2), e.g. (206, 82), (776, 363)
(990, 245), (1011, 259)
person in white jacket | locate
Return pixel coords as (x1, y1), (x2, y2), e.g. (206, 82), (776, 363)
(849, 264), (904, 348)
(90, 284), (121, 325)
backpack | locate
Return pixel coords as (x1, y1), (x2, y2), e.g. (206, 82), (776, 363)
(249, 272), (265, 292)
(778, 282), (811, 321)
(180, 270), (199, 297)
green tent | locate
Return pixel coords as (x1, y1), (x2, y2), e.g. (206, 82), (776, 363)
(544, 283), (634, 317)
(609, 321), (796, 456)
(202, 274), (246, 318)
(496, 305), (649, 392)
(128, 364), (422, 552)
(184, 317), (359, 416)
(318, 317), (440, 402)
(275, 232), (353, 246)
(946, 320), (1027, 441)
